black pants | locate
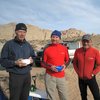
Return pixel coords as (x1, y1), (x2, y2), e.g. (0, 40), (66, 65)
(78, 76), (100, 100)
(9, 72), (31, 100)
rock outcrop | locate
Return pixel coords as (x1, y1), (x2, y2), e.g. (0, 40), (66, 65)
(0, 23), (85, 41)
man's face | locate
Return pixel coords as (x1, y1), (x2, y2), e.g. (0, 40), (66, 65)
(51, 35), (60, 44)
(15, 30), (26, 41)
(82, 39), (92, 49)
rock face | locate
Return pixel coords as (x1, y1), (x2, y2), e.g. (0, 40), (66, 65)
(1, 23), (100, 50)
(0, 23), (85, 41)
(0, 23), (15, 40)
(0, 23), (52, 41)
(62, 28), (85, 40)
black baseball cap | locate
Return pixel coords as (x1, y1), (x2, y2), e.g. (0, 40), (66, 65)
(15, 23), (27, 31)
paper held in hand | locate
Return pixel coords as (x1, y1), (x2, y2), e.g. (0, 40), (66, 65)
(22, 59), (31, 65)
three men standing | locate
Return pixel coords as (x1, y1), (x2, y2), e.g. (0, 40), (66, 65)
(1, 23), (100, 100)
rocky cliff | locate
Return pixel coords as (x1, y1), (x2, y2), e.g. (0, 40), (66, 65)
(0, 23), (85, 41)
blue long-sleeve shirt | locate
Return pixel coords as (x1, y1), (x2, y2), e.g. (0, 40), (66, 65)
(1, 38), (35, 74)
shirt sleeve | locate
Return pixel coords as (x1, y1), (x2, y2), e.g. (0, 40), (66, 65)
(73, 49), (79, 75)
(92, 50), (100, 75)
(64, 47), (70, 66)
(30, 45), (36, 58)
(1, 42), (15, 68)
(29, 44), (36, 66)
(41, 49), (51, 69)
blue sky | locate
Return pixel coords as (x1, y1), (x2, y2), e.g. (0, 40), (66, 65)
(0, 0), (100, 34)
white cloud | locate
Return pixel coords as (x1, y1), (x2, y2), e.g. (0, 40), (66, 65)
(0, 0), (100, 33)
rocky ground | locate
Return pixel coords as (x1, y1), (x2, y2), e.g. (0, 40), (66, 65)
(0, 64), (100, 100)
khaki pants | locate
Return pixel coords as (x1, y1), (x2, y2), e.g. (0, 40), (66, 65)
(45, 73), (68, 100)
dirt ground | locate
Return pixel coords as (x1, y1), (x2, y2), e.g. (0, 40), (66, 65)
(0, 64), (100, 100)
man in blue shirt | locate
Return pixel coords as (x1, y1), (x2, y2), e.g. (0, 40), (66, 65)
(1, 23), (35, 100)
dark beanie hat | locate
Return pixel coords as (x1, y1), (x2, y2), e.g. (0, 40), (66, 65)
(51, 30), (61, 38)
(15, 23), (27, 31)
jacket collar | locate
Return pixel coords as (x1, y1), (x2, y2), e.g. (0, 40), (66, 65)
(51, 43), (60, 46)
(82, 47), (92, 52)
(14, 36), (26, 45)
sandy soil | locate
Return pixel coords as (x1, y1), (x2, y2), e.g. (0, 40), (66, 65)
(0, 65), (100, 100)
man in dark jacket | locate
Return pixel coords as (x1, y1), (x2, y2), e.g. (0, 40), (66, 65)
(1, 23), (35, 100)
(73, 34), (100, 100)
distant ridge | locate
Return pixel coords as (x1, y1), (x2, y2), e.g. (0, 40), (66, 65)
(0, 23), (100, 51)
(0, 23), (85, 41)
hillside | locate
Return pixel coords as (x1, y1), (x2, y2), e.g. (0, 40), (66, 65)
(0, 23), (100, 51)
(0, 23), (51, 41)
(92, 35), (100, 49)
(0, 23), (85, 41)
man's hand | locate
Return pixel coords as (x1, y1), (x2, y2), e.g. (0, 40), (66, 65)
(15, 57), (34, 67)
(15, 59), (27, 67)
(50, 65), (58, 72)
(61, 64), (66, 71)
(92, 74), (94, 77)
(28, 57), (33, 64)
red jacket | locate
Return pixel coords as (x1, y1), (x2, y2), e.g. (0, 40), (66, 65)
(41, 44), (69, 78)
(73, 47), (100, 79)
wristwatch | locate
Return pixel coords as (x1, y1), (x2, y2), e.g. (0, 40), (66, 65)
(92, 74), (94, 77)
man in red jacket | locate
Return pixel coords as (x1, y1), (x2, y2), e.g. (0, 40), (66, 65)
(73, 34), (100, 100)
(41, 30), (69, 100)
